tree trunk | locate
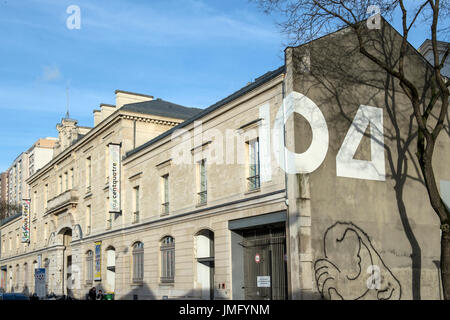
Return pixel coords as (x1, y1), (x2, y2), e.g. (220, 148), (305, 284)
(442, 227), (450, 300)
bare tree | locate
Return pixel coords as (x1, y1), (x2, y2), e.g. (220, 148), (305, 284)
(0, 201), (21, 221)
(254, 0), (449, 299)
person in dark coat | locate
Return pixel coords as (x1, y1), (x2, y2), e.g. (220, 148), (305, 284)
(88, 287), (96, 300)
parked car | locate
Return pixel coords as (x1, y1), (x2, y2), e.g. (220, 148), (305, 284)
(0, 293), (30, 300)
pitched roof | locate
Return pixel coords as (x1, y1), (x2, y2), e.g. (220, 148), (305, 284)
(120, 99), (202, 120)
(125, 65), (285, 159)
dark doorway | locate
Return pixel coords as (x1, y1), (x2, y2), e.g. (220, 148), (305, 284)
(0, 266), (7, 291)
(66, 255), (72, 296)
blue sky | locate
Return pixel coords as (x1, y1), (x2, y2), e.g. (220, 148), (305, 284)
(0, 0), (441, 172)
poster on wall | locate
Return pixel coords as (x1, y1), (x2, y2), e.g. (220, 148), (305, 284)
(109, 143), (121, 213)
(95, 241), (102, 281)
(21, 199), (31, 243)
(34, 268), (46, 298)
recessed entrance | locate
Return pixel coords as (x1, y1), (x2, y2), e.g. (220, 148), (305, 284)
(195, 230), (214, 300)
(229, 212), (288, 300)
(59, 227), (72, 296)
(0, 266), (7, 291)
(242, 225), (287, 300)
(106, 247), (116, 293)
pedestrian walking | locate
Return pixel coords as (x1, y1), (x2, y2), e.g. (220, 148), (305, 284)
(88, 287), (96, 300)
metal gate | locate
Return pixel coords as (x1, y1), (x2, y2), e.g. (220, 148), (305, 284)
(242, 226), (287, 300)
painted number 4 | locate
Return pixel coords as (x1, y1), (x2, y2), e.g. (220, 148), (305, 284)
(336, 104), (385, 181)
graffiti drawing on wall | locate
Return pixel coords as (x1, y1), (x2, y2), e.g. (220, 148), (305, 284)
(314, 222), (401, 300)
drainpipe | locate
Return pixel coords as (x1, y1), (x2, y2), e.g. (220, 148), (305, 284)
(133, 119), (137, 150)
(281, 74), (293, 300)
(282, 76), (289, 207)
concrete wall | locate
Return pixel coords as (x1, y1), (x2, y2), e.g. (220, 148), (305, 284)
(286, 21), (449, 300)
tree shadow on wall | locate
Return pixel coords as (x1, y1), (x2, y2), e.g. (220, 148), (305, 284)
(290, 21), (446, 299)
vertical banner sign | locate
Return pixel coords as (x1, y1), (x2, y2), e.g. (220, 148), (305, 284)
(95, 241), (102, 281)
(109, 143), (121, 213)
(21, 199), (31, 243)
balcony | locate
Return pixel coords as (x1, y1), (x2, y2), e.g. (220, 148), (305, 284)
(46, 189), (79, 215)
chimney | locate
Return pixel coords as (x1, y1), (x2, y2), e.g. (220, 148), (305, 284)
(93, 109), (102, 127)
(100, 104), (116, 120)
(93, 104), (116, 127)
(115, 90), (153, 109)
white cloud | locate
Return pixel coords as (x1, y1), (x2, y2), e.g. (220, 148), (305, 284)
(40, 65), (62, 82)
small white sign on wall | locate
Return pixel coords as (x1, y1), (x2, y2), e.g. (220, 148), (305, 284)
(257, 276), (271, 288)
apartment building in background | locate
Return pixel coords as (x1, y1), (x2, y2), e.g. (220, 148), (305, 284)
(0, 172), (7, 203)
(7, 152), (29, 207)
(28, 138), (58, 177)
(5, 138), (58, 208)
(418, 39), (450, 78)
(0, 21), (449, 300)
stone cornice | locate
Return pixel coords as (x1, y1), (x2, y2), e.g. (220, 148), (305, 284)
(120, 114), (181, 126)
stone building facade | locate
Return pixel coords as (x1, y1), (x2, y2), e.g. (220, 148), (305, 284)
(0, 21), (449, 300)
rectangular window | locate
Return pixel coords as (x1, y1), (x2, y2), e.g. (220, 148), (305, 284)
(197, 159), (207, 205)
(33, 191), (37, 217)
(133, 186), (140, 223)
(106, 198), (112, 229)
(105, 147), (109, 184)
(86, 251), (93, 283)
(161, 174), (169, 215)
(70, 168), (74, 190)
(86, 205), (92, 235)
(44, 184), (48, 210)
(64, 172), (68, 192)
(86, 157), (92, 192)
(44, 223), (48, 243)
(33, 226), (37, 245)
(247, 139), (261, 191)
(58, 175), (62, 194)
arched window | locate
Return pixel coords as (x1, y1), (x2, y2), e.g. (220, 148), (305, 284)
(15, 264), (20, 289)
(86, 250), (93, 283)
(160, 236), (175, 283)
(23, 263), (28, 289)
(132, 242), (144, 283)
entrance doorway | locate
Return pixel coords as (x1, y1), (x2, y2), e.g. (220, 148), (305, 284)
(66, 255), (72, 296)
(60, 228), (72, 296)
(242, 225), (287, 300)
(106, 247), (116, 293)
(0, 266), (6, 291)
(195, 230), (214, 300)
(229, 212), (288, 300)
